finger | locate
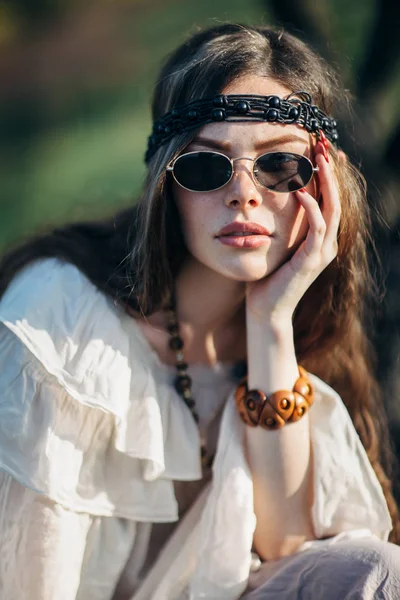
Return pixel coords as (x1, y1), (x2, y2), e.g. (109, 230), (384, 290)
(315, 144), (341, 248)
(295, 188), (326, 257)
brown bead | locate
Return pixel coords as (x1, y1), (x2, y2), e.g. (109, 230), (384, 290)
(175, 374), (192, 393)
(288, 392), (309, 422)
(169, 336), (184, 351)
(293, 376), (313, 400)
(244, 389), (267, 425)
(177, 362), (189, 371)
(259, 401), (285, 429)
(167, 323), (179, 335)
(234, 381), (257, 427)
(268, 390), (295, 421)
(296, 367), (314, 406)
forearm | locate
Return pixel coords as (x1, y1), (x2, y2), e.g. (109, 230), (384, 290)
(245, 315), (315, 561)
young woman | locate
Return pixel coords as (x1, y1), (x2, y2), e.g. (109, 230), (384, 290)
(0, 23), (399, 600)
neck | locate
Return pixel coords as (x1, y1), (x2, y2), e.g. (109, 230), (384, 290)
(173, 257), (246, 364)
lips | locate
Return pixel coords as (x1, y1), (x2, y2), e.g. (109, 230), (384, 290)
(216, 221), (272, 237)
(216, 221), (272, 249)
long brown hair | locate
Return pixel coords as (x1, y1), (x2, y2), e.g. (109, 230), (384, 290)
(1, 23), (399, 542)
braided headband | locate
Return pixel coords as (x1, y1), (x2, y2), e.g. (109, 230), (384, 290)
(145, 91), (339, 163)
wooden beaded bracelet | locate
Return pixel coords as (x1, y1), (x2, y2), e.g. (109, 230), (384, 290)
(234, 366), (314, 430)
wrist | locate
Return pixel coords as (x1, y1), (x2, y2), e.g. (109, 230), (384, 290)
(246, 303), (293, 337)
(246, 317), (298, 394)
(246, 311), (294, 345)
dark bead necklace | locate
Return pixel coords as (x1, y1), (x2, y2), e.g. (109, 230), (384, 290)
(163, 297), (208, 464)
(164, 293), (248, 468)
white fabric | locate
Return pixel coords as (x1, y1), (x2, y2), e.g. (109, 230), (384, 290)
(132, 485), (212, 600)
(0, 470), (92, 600)
(242, 538), (400, 599)
(0, 258), (393, 600)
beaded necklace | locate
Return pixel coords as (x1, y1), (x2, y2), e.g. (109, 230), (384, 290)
(163, 298), (208, 464)
(163, 294), (247, 468)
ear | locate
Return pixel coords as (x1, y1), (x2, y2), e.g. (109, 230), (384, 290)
(337, 149), (347, 163)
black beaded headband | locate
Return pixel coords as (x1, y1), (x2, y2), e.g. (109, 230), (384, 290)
(145, 91), (339, 164)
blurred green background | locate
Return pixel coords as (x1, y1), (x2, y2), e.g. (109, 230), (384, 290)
(1, 0), (400, 461)
(1, 0), (400, 249)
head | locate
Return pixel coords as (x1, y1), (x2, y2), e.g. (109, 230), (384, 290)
(166, 75), (320, 284)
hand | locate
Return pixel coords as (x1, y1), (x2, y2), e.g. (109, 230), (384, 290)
(246, 141), (341, 327)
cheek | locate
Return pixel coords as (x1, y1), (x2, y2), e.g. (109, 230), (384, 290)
(274, 194), (308, 250)
(174, 191), (210, 251)
(287, 205), (308, 248)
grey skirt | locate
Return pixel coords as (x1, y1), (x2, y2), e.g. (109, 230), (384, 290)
(242, 538), (400, 599)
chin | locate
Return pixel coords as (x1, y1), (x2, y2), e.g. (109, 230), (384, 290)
(212, 257), (273, 282)
(187, 249), (281, 281)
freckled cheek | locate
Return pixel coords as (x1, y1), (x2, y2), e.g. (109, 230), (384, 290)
(276, 196), (308, 249)
(175, 198), (213, 251)
(288, 209), (308, 248)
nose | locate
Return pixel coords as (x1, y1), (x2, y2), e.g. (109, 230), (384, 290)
(223, 158), (263, 209)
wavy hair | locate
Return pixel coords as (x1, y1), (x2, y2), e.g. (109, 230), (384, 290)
(1, 23), (399, 542)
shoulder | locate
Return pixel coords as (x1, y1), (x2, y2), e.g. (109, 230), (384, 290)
(0, 258), (145, 414)
(0, 257), (110, 324)
(0, 258), (201, 518)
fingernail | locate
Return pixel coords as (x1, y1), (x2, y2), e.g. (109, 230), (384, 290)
(322, 145), (329, 163)
(299, 187), (307, 192)
(318, 141), (329, 163)
(319, 131), (330, 150)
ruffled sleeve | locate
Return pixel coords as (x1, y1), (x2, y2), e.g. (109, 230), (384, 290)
(0, 258), (201, 522)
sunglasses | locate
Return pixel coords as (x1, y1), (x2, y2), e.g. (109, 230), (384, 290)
(166, 150), (318, 193)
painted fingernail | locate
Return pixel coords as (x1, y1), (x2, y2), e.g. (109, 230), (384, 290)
(319, 131), (330, 150)
(318, 141), (329, 163)
(299, 187), (307, 192)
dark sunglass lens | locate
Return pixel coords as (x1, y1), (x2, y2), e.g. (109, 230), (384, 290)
(173, 152), (232, 191)
(255, 153), (313, 192)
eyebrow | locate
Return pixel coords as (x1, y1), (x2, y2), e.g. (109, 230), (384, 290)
(189, 133), (309, 152)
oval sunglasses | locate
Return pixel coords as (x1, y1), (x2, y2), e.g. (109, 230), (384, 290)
(166, 150), (319, 193)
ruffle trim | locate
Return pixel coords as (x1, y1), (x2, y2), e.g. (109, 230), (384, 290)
(0, 259), (202, 520)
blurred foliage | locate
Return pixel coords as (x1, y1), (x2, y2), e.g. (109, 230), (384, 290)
(0, 0), (265, 248)
(1, 0), (391, 251)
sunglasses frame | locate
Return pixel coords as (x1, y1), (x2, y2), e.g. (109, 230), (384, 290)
(166, 150), (319, 193)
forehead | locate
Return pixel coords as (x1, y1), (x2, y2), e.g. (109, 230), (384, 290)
(195, 74), (311, 148)
(196, 121), (310, 150)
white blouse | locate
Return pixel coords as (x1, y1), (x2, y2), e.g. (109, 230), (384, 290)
(0, 258), (393, 600)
